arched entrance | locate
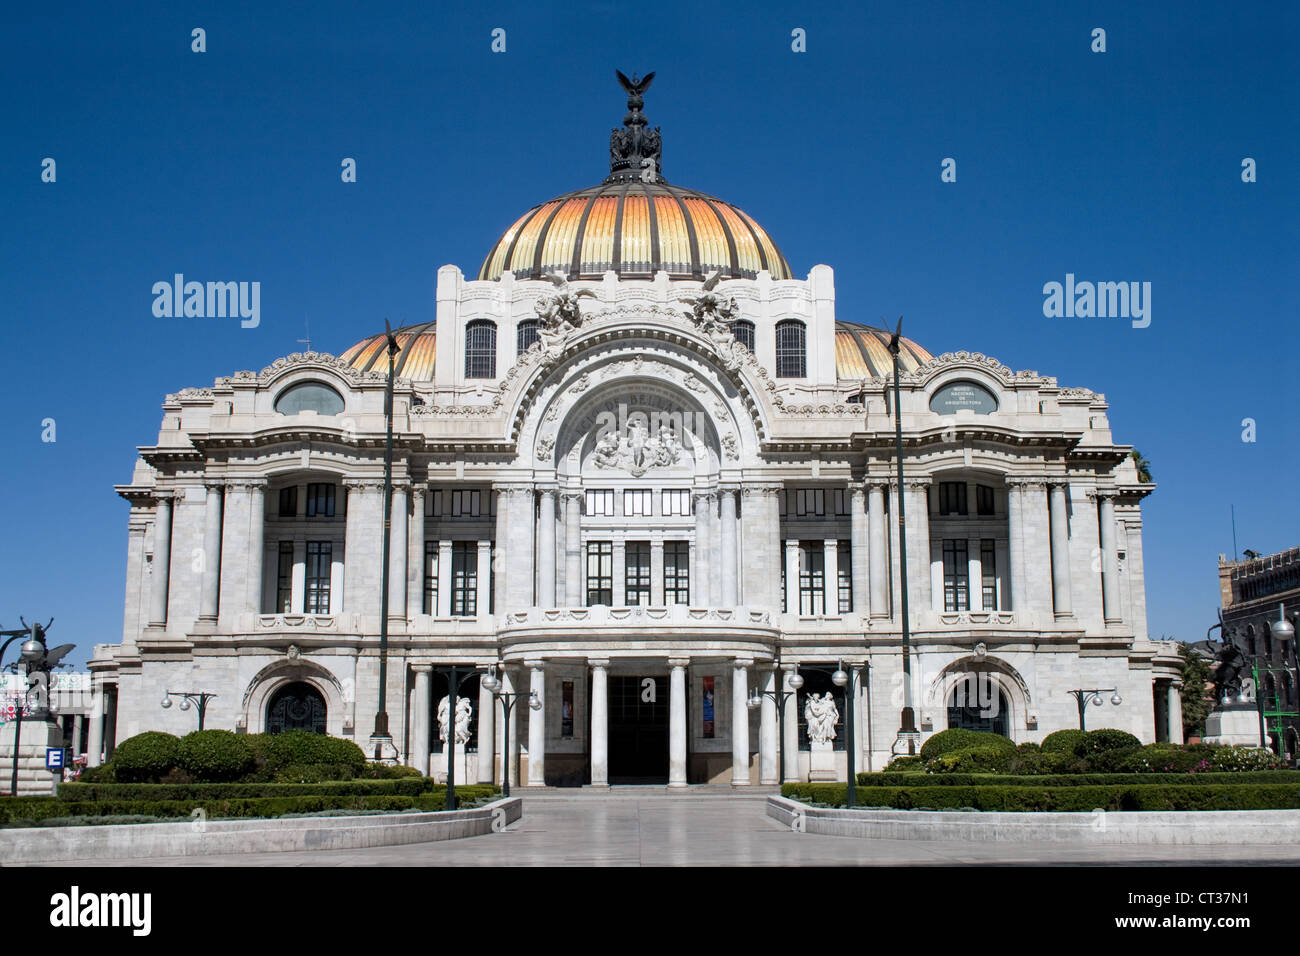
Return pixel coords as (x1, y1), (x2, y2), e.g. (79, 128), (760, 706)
(266, 681), (328, 734)
(947, 673), (1010, 737)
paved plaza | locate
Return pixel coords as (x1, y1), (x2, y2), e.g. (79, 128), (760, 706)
(53, 790), (1300, 867)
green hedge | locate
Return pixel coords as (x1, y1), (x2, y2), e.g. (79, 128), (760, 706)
(784, 782), (1300, 811)
(112, 732), (181, 783)
(857, 770), (1300, 787)
(56, 778), (447, 802)
(1, 785), (501, 827)
(176, 730), (255, 783)
(1040, 729), (1088, 754)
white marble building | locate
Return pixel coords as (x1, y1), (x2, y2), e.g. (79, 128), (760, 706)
(89, 79), (1182, 785)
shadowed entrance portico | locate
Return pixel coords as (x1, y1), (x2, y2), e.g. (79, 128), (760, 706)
(606, 675), (669, 783)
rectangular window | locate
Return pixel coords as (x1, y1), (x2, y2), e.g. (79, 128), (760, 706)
(943, 539), (970, 612)
(423, 541), (439, 615)
(981, 539), (998, 610)
(939, 482), (967, 516)
(976, 484), (995, 516)
(586, 541), (613, 606)
(837, 540), (852, 613)
(276, 542), (294, 613)
(662, 489), (690, 516)
(306, 483), (336, 517)
(305, 541), (332, 613)
(786, 488), (826, 517)
(451, 541), (477, 617)
(586, 489), (615, 516)
(799, 541), (825, 615)
(664, 541), (690, 605)
(833, 489), (849, 516)
(625, 541), (652, 606)
(278, 486), (297, 517)
(623, 489), (653, 517)
(429, 490), (492, 518)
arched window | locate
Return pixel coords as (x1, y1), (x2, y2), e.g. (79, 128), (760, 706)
(266, 681), (327, 734)
(1246, 625), (1257, 657)
(516, 319), (540, 356)
(274, 381), (344, 416)
(730, 319), (755, 353)
(1264, 624), (1274, 659)
(775, 320), (806, 378)
(464, 320), (497, 378)
(947, 673), (1010, 738)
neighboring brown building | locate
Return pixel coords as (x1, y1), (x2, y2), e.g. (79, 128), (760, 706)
(1219, 547), (1300, 756)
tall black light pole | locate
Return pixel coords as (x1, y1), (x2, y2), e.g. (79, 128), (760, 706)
(885, 319), (917, 756)
(482, 664), (542, 798)
(371, 320), (400, 759)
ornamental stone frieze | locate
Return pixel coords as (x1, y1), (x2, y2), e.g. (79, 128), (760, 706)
(341, 478), (386, 493)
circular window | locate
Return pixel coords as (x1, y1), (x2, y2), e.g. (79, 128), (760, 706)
(274, 381), (344, 415)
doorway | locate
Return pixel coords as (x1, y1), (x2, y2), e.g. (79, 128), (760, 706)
(608, 675), (668, 783)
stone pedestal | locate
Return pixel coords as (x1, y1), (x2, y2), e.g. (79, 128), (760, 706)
(1203, 702), (1263, 747)
(0, 718), (63, 796)
(433, 744), (469, 785)
(809, 740), (837, 781)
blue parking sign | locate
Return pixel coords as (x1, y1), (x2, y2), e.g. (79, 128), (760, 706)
(45, 748), (64, 770)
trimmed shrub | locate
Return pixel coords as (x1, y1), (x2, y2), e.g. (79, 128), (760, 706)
(882, 755), (926, 772)
(1205, 746), (1287, 772)
(111, 732), (180, 783)
(1004, 750), (1074, 775)
(856, 769), (1300, 787)
(1040, 729), (1087, 755)
(927, 745), (1015, 774)
(175, 730), (255, 783)
(1081, 728), (1142, 755)
(785, 782), (1300, 812)
(273, 763), (358, 783)
(357, 763), (424, 779)
(919, 729), (1015, 761)
(1016, 742), (1041, 754)
(57, 779), (438, 801)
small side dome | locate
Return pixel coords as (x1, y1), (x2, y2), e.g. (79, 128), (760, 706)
(338, 322), (438, 382)
(834, 322), (932, 380)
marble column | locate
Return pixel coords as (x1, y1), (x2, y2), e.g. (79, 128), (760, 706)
(1006, 479), (1026, 614)
(1167, 681), (1183, 745)
(823, 538), (839, 615)
(477, 679), (495, 783)
(719, 487), (739, 606)
(388, 484), (408, 620)
(905, 479), (932, 614)
(72, 714), (84, 755)
(476, 539), (493, 617)
(246, 482), (266, 615)
(1099, 491), (1122, 624)
(759, 667), (778, 784)
(1049, 480), (1073, 620)
(668, 659), (688, 787)
(781, 666), (799, 780)
(86, 686), (104, 767)
(563, 492), (582, 606)
(148, 494), (173, 627)
(290, 543), (305, 612)
(732, 659), (751, 786)
(867, 482), (889, 618)
(407, 485), (426, 616)
(527, 660), (546, 786)
(590, 660), (609, 787)
(785, 538), (800, 614)
(537, 487), (557, 607)
(850, 485), (868, 615)
(412, 668), (431, 776)
(693, 491), (712, 604)
(198, 482), (223, 622)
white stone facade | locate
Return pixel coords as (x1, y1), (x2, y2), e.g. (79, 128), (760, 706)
(86, 257), (1183, 784)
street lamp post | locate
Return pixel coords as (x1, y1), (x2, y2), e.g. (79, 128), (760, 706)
(430, 664), (486, 811)
(482, 664), (541, 798)
(1, 620), (60, 796)
(747, 662), (804, 788)
(159, 691), (217, 730)
(1066, 688), (1121, 731)
(885, 319), (918, 757)
(371, 320), (400, 760)
(1258, 603), (1296, 757)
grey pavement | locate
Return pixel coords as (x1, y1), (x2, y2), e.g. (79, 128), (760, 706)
(51, 789), (1300, 867)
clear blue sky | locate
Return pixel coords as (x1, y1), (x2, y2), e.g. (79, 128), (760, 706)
(2, 1), (1296, 666)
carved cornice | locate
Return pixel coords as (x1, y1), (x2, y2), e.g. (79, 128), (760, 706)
(494, 483), (536, 496)
(1004, 476), (1048, 491)
(222, 351), (389, 388)
(224, 478), (269, 493)
(740, 482), (783, 497)
(342, 478), (386, 493)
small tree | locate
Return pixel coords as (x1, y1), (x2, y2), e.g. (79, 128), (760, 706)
(1130, 449), (1153, 483)
(1179, 641), (1213, 742)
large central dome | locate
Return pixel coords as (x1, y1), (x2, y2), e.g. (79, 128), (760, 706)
(478, 72), (791, 283)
